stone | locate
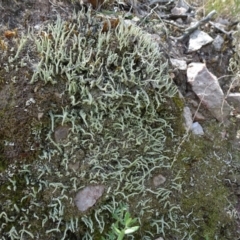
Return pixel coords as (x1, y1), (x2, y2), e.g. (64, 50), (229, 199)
(183, 107), (193, 131)
(193, 111), (205, 121)
(212, 35), (224, 51)
(38, 112), (44, 120)
(188, 30), (213, 52)
(54, 126), (70, 143)
(26, 97), (36, 106)
(187, 63), (231, 122)
(226, 93), (240, 112)
(189, 99), (199, 108)
(191, 122), (204, 135)
(74, 185), (105, 212)
(170, 58), (187, 70)
(153, 174), (166, 187)
(176, 18), (184, 24)
(171, 6), (187, 15)
(176, 0), (190, 11)
(217, 18), (230, 26)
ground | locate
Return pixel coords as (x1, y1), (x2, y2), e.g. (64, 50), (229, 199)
(0, 0), (240, 239)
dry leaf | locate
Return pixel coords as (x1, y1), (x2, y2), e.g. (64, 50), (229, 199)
(102, 18), (120, 32)
(4, 29), (18, 39)
(0, 38), (8, 50)
(82, 0), (104, 9)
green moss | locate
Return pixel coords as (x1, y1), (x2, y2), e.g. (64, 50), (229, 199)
(169, 119), (237, 239)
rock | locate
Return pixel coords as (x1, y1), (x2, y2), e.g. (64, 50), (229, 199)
(212, 35), (224, 51)
(217, 18), (231, 26)
(74, 185), (105, 212)
(34, 24), (42, 30)
(176, 0), (190, 11)
(171, 7), (187, 15)
(226, 93), (240, 112)
(54, 126), (70, 143)
(191, 122), (204, 135)
(153, 174), (166, 187)
(187, 63), (231, 122)
(176, 18), (184, 24)
(38, 112), (44, 120)
(25, 97), (35, 106)
(193, 111), (205, 121)
(170, 58), (187, 70)
(188, 30), (213, 52)
(213, 22), (229, 32)
(188, 99), (199, 108)
(183, 106), (193, 131)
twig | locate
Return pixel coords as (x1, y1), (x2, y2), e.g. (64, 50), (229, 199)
(138, 4), (159, 26)
(49, 0), (68, 13)
(163, 19), (186, 29)
(209, 21), (233, 39)
(149, 0), (175, 7)
(177, 0), (195, 11)
(0, 1), (4, 9)
(172, 10), (216, 41)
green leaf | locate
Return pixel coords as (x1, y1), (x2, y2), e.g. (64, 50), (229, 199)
(113, 225), (121, 235)
(124, 212), (131, 222)
(124, 226), (139, 234)
(125, 217), (133, 227)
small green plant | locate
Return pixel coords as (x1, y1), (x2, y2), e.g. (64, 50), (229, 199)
(103, 204), (139, 240)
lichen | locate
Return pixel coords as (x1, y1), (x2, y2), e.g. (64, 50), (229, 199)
(0, 7), (238, 240)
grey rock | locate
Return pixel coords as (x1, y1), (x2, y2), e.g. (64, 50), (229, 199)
(226, 93), (240, 112)
(187, 63), (231, 122)
(188, 30), (213, 52)
(38, 112), (44, 120)
(54, 126), (70, 143)
(193, 111), (205, 121)
(212, 35), (224, 51)
(75, 185), (105, 212)
(26, 97), (35, 106)
(189, 99), (199, 108)
(153, 174), (166, 187)
(176, 18), (184, 24)
(192, 122), (204, 135)
(217, 18), (230, 26)
(183, 106), (193, 131)
(176, 0), (190, 11)
(171, 6), (187, 15)
(170, 58), (187, 70)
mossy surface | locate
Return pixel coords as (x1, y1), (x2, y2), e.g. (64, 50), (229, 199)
(0, 7), (239, 240)
(171, 118), (240, 239)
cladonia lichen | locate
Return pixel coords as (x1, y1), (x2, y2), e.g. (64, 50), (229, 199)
(0, 7), (237, 240)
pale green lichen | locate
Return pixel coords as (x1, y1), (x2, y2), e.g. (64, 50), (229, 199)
(0, 7), (238, 240)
